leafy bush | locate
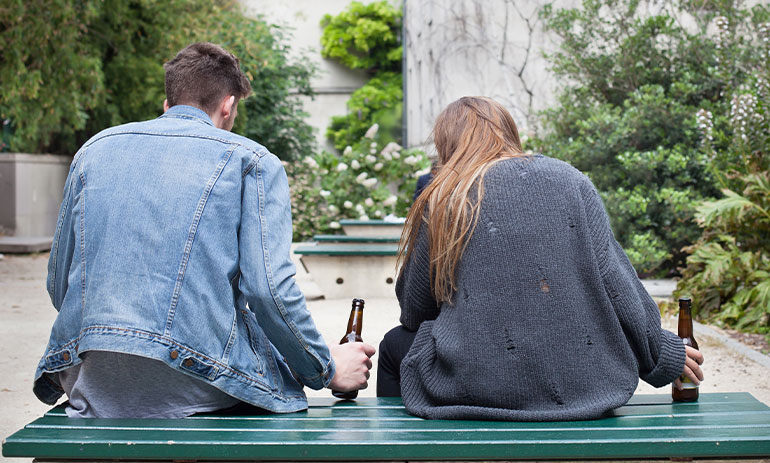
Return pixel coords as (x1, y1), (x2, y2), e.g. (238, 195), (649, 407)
(326, 72), (403, 151)
(1, 0), (316, 159)
(533, 0), (751, 275)
(676, 9), (770, 336)
(320, 1), (403, 151)
(287, 125), (430, 241)
(320, 1), (402, 72)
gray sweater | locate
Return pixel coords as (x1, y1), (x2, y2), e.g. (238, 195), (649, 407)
(397, 155), (685, 421)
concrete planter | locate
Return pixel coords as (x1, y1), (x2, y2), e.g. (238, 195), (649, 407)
(0, 153), (72, 253)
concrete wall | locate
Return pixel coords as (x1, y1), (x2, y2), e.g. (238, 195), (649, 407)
(0, 154), (71, 237)
(240, 0), (376, 153)
(404, 0), (579, 149)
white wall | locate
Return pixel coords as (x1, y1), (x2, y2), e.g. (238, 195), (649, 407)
(239, 0), (376, 153)
(404, 0), (579, 149)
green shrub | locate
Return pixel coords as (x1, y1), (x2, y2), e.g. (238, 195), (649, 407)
(320, 1), (402, 72)
(1, 0), (316, 159)
(534, 0), (748, 275)
(326, 72), (402, 151)
(676, 8), (770, 336)
(288, 125), (430, 241)
(320, 1), (403, 151)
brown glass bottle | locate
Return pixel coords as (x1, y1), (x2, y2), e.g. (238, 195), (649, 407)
(672, 296), (699, 402)
(332, 298), (365, 400)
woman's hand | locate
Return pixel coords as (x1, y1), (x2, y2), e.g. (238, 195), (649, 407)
(674, 345), (704, 390)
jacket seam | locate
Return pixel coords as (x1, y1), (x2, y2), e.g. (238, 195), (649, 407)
(254, 158), (328, 382)
(165, 146), (237, 336)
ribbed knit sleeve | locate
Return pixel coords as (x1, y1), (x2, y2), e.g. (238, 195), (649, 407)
(581, 178), (686, 388)
(396, 221), (440, 331)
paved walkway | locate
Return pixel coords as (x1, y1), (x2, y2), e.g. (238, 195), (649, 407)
(2, 252), (770, 463)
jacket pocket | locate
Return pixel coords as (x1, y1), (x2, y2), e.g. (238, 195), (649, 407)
(240, 310), (266, 375)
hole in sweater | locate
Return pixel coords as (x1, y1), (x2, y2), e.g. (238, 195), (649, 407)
(504, 328), (516, 354)
(540, 278), (550, 293)
(567, 215), (576, 228)
(549, 381), (565, 405)
(485, 220), (498, 234)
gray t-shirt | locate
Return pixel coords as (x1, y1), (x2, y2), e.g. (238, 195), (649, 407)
(57, 351), (240, 418)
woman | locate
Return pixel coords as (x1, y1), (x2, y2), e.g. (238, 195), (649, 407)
(377, 97), (704, 421)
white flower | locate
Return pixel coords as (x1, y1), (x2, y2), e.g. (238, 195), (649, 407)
(382, 195), (398, 207)
(343, 200), (353, 209)
(382, 152), (392, 161)
(364, 198), (374, 207)
(328, 205), (338, 213)
(374, 162), (383, 171)
(343, 146), (353, 156)
(359, 214), (370, 221)
(320, 190), (331, 197)
(321, 169), (328, 175)
(374, 210), (382, 217)
(365, 155), (377, 163)
(355, 203), (365, 213)
(329, 221), (341, 229)
(363, 178), (378, 188)
(381, 141), (402, 155)
(336, 162), (348, 172)
(403, 155), (418, 165)
(356, 172), (368, 183)
(351, 160), (360, 170)
(364, 123), (379, 139)
(303, 156), (319, 169)
(391, 151), (400, 159)
(370, 148), (377, 154)
(414, 167), (431, 177)
(370, 142), (377, 148)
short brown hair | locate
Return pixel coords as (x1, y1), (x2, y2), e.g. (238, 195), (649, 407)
(164, 42), (251, 114)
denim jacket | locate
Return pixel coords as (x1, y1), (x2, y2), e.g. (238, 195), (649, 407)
(34, 105), (334, 412)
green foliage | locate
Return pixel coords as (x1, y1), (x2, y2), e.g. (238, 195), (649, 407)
(320, 1), (402, 72)
(0, 0), (104, 153)
(320, 1), (403, 151)
(288, 126), (430, 241)
(327, 72), (403, 151)
(533, 0), (770, 275)
(676, 8), (770, 335)
(0, 0), (316, 159)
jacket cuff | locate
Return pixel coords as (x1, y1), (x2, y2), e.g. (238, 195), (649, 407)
(641, 330), (686, 387)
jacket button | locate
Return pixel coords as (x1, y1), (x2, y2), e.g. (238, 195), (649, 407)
(62, 352), (70, 362)
(170, 350), (179, 360)
(183, 358), (194, 367)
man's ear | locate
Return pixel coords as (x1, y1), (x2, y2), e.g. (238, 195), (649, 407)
(163, 99), (170, 112)
(222, 95), (235, 119)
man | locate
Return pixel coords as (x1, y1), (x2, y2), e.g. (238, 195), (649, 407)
(34, 42), (375, 418)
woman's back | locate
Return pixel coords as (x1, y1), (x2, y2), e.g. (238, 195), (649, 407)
(397, 155), (685, 420)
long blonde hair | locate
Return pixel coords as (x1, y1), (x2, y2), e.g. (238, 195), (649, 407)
(398, 97), (526, 304)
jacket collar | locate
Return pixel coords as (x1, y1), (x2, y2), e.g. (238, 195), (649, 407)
(160, 105), (214, 127)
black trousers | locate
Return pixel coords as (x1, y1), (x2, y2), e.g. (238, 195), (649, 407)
(376, 325), (417, 397)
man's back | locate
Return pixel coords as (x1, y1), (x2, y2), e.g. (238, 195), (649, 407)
(38, 105), (335, 415)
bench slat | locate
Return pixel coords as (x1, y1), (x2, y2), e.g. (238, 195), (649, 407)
(294, 244), (398, 255)
(313, 235), (400, 243)
(4, 393), (770, 461)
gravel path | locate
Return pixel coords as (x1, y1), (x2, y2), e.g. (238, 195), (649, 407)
(2, 252), (769, 463)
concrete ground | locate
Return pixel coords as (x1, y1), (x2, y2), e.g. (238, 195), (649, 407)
(2, 252), (770, 463)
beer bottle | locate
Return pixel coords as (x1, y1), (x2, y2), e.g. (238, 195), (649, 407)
(332, 298), (365, 400)
(672, 296), (699, 402)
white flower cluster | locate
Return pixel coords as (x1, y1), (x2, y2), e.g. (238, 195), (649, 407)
(730, 93), (763, 141)
(695, 109), (714, 143)
(714, 16), (729, 63)
(760, 23), (770, 60)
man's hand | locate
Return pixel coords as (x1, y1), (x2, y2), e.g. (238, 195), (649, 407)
(328, 342), (376, 392)
(674, 345), (704, 390)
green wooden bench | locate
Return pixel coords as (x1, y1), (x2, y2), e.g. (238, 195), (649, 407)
(313, 234), (400, 245)
(4, 393), (770, 462)
(339, 219), (404, 238)
(294, 243), (398, 299)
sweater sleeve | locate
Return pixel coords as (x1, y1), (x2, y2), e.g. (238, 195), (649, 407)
(396, 220), (440, 331)
(581, 178), (685, 388)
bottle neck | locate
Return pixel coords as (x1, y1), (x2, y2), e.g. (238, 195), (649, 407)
(678, 305), (693, 338)
(347, 308), (363, 337)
